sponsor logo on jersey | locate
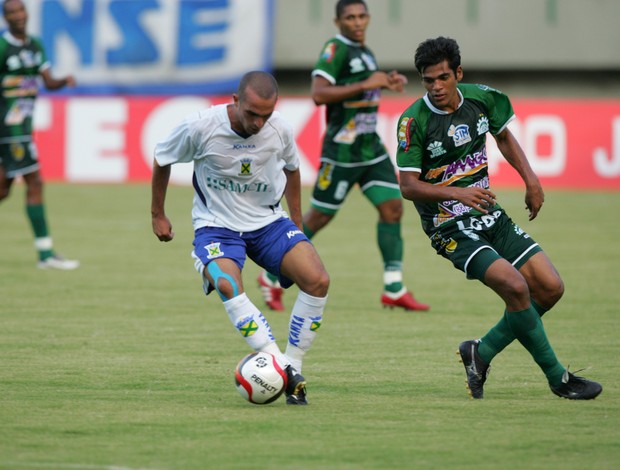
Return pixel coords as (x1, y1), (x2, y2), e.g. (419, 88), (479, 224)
(205, 242), (224, 259)
(205, 177), (270, 193)
(426, 150), (488, 185)
(448, 124), (472, 147)
(322, 42), (337, 62)
(233, 144), (256, 150)
(349, 57), (365, 74)
(477, 116), (490, 135)
(238, 158), (252, 176)
(361, 52), (377, 71)
(427, 141), (447, 158)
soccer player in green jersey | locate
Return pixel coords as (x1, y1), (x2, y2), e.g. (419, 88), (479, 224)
(0, 0), (78, 270)
(258, 0), (429, 313)
(396, 36), (601, 399)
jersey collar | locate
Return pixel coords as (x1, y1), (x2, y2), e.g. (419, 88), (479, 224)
(423, 89), (464, 115)
(3, 31), (31, 47)
(336, 34), (362, 48)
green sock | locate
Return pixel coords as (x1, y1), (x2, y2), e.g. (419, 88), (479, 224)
(378, 222), (404, 292)
(504, 306), (565, 386)
(26, 204), (53, 260)
(478, 299), (550, 364)
(302, 222), (315, 239)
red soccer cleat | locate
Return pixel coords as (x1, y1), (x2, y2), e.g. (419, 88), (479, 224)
(257, 272), (286, 311)
(381, 291), (430, 311)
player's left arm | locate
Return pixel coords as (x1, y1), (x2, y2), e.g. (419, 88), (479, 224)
(283, 168), (302, 229)
(40, 67), (76, 91)
(493, 127), (544, 220)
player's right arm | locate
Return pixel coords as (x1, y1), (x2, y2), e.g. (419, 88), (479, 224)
(151, 160), (174, 242)
(311, 71), (403, 106)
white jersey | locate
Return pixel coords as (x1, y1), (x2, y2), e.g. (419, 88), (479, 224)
(154, 104), (300, 232)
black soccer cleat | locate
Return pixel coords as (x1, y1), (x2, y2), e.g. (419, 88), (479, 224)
(284, 365), (308, 405)
(458, 340), (491, 399)
(550, 369), (603, 400)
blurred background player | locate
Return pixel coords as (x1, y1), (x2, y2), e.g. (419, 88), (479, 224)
(396, 36), (601, 400)
(0, 0), (78, 269)
(258, 0), (429, 313)
(152, 71), (329, 405)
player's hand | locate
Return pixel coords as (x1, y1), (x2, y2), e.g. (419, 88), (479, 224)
(456, 187), (497, 214)
(152, 215), (175, 242)
(524, 184), (544, 220)
(388, 70), (408, 92)
(65, 75), (77, 87)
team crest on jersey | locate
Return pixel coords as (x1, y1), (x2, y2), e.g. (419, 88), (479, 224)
(448, 124), (472, 147)
(427, 141), (446, 158)
(477, 116), (490, 135)
(205, 242), (224, 259)
(322, 42), (337, 62)
(238, 158), (252, 176)
(397, 117), (416, 151)
(349, 57), (365, 74)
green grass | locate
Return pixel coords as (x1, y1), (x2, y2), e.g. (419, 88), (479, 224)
(1, 183), (619, 470)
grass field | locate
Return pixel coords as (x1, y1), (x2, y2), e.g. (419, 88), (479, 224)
(1, 183), (619, 470)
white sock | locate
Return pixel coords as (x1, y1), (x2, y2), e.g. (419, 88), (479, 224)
(223, 293), (288, 367)
(285, 291), (327, 373)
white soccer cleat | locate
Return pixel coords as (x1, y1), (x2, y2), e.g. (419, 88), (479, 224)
(37, 255), (80, 270)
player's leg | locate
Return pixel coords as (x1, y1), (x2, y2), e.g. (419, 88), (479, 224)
(0, 161), (13, 201)
(258, 161), (341, 311)
(193, 228), (289, 369)
(361, 159), (429, 311)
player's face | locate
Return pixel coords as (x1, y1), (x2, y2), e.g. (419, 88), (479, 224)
(335, 4), (369, 44)
(420, 60), (463, 113)
(3, 0), (28, 37)
(231, 87), (277, 136)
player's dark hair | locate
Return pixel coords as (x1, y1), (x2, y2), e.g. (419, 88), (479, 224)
(238, 71), (278, 101)
(414, 37), (461, 76)
(336, 0), (367, 19)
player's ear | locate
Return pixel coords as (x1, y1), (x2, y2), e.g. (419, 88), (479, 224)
(455, 66), (463, 82)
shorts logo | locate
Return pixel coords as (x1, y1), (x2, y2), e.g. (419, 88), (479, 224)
(10, 142), (25, 161)
(448, 124), (472, 147)
(238, 158), (252, 176)
(317, 162), (333, 190)
(205, 242), (224, 259)
(236, 316), (258, 337)
(286, 230), (303, 239)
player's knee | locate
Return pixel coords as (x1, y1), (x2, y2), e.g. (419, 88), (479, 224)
(303, 269), (330, 298)
(540, 276), (565, 308)
(0, 187), (9, 201)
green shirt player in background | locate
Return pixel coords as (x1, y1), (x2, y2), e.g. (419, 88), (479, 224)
(258, 0), (429, 312)
(396, 36), (601, 400)
(0, 0), (78, 269)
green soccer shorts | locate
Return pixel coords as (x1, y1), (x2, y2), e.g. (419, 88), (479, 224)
(0, 139), (39, 178)
(310, 156), (401, 215)
(429, 209), (543, 281)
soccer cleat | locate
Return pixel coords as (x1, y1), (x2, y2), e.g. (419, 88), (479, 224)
(458, 340), (491, 399)
(257, 272), (285, 311)
(37, 255), (80, 271)
(550, 369), (603, 400)
(381, 291), (430, 311)
(284, 365), (308, 405)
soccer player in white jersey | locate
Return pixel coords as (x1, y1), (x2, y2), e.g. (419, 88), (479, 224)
(151, 71), (329, 405)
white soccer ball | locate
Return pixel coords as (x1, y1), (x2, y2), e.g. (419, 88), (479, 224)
(234, 352), (287, 404)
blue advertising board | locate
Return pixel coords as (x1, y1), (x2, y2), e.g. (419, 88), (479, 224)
(2, 0), (275, 95)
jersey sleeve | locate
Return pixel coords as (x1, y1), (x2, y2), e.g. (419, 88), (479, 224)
(279, 116), (300, 171)
(154, 114), (199, 166)
(476, 85), (515, 135)
(311, 38), (345, 84)
(31, 37), (51, 73)
(395, 106), (425, 172)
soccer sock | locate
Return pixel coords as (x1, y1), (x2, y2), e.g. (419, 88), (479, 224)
(377, 222), (404, 293)
(285, 290), (327, 373)
(478, 299), (550, 364)
(223, 293), (289, 367)
(26, 204), (53, 260)
(504, 306), (566, 386)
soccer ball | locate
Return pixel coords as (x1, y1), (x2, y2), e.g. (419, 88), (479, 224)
(234, 351), (288, 404)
